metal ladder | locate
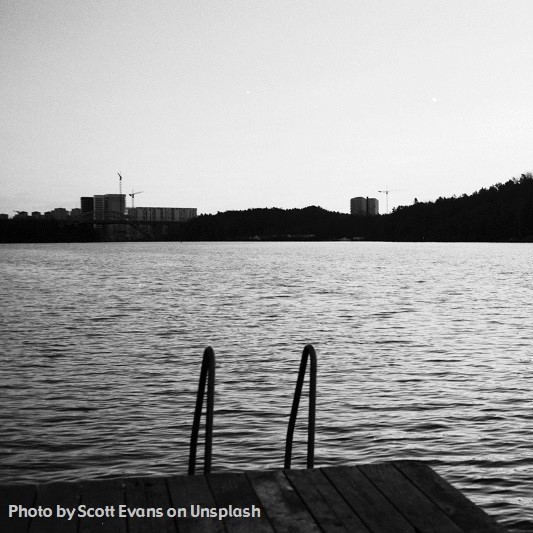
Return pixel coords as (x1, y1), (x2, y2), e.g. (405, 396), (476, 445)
(188, 343), (317, 473)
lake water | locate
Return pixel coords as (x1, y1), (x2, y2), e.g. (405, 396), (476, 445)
(0, 242), (531, 531)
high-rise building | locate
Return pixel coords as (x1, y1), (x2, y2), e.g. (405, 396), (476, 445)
(350, 197), (379, 216)
(90, 194), (126, 221)
(97, 194), (126, 240)
(350, 197), (367, 216)
(81, 197), (94, 213)
(93, 195), (105, 222)
(367, 197), (379, 216)
(104, 194), (126, 218)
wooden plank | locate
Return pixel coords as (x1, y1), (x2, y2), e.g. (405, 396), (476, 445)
(359, 463), (464, 533)
(285, 469), (370, 533)
(304, 469), (372, 533)
(123, 477), (177, 533)
(140, 477), (176, 533)
(207, 472), (273, 533)
(394, 461), (508, 533)
(166, 474), (224, 533)
(246, 470), (321, 533)
(322, 466), (416, 533)
(0, 463), (512, 533)
(29, 481), (81, 533)
(78, 479), (126, 533)
(122, 478), (146, 533)
(0, 483), (37, 533)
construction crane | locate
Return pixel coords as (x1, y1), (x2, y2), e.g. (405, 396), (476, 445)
(118, 172), (123, 195)
(129, 190), (143, 209)
(378, 189), (405, 214)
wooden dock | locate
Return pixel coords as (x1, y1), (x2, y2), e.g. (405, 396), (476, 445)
(1, 461), (508, 532)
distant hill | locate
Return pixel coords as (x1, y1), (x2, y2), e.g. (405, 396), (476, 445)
(174, 172), (533, 242)
(171, 206), (357, 241)
(377, 172), (533, 241)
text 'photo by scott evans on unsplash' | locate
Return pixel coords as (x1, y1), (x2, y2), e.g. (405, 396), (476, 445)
(8, 504), (262, 521)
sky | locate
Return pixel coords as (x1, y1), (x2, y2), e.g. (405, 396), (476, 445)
(1, 0), (533, 216)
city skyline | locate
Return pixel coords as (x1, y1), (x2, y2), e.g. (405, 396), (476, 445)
(5, 191), (197, 218)
(2, 1), (533, 215)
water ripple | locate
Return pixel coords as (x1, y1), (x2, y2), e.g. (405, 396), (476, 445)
(0, 241), (531, 531)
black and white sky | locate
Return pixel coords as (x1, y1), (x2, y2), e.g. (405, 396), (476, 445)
(1, 0), (533, 215)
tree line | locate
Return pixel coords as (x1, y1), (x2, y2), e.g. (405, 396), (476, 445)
(1, 173), (532, 242)
(171, 173), (533, 242)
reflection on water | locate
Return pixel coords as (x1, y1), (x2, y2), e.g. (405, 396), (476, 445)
(1, 242), (531, 531)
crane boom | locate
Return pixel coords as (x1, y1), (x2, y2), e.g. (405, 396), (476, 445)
(129, 190), (143, 209)
(378, 189), (405, 214)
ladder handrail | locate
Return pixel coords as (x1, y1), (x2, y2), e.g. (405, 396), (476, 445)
(284, 344), (317, 469)
(188, 346), (215, 475)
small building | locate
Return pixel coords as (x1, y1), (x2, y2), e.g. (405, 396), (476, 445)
(52, 208), (68, 220)
(31, 211), (42, 218)
(0, 214), (9, 220)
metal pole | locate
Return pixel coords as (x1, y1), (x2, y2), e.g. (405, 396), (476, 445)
(188, 346), (215, 475)
(284, 344), (317, 469)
